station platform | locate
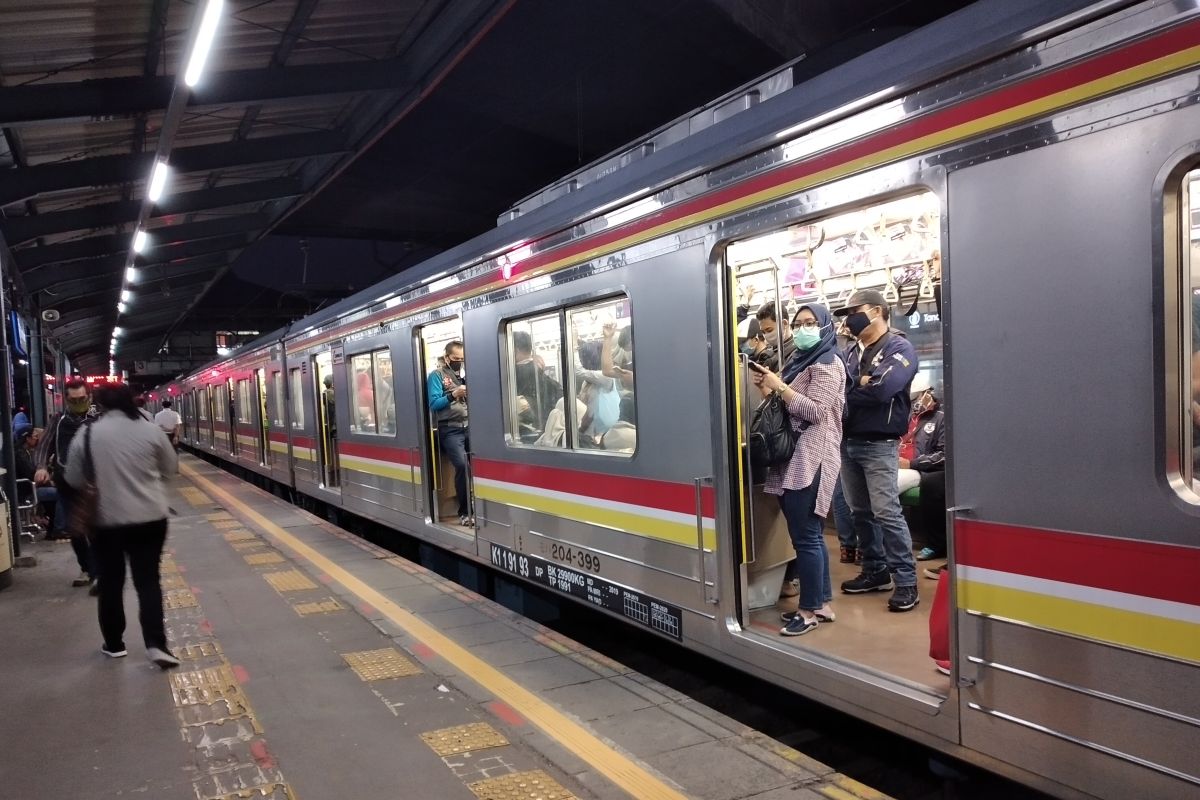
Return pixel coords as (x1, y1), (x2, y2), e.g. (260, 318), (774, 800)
(0, 454), (891, 800)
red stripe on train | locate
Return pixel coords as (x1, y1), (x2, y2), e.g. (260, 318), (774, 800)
(473, 458), (716, 518)
(338, 441), (417, 465)
(956, 519), (1200, 608)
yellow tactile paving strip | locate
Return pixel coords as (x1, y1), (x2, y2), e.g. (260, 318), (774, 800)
(177, 641), (223, 661)
(342, 647), (423, 681)
(181, 462), (690, 800)
(468, 770), (577, 800)
(213, 519), (243, 529)
(232, 540), (265, 551)
(244, 552), (286, 565)
(164, 588), (199, 609)
(422, 722), (509, 756)
(211, 785), (298, 800)
(224, 529), (258, 542)
(179, 486), (212, 507)
(263, 569), (318, 592)
(293, 598), (345, 616)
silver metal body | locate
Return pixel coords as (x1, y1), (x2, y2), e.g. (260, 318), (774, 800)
(166, 3), (1200, 796)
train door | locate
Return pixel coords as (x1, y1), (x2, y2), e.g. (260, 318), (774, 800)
(312, 351), (339, 490)
(414, 317), (472, 532)
(724, 189), (946, 693)
(255, 368), (269, 466)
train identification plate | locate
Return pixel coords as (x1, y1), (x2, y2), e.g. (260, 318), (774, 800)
(488, 543), (683, 640)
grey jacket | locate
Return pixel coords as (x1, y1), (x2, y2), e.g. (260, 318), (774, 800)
(65, 411), (177, 527)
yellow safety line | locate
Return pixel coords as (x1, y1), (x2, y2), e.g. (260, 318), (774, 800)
(179, 462), (688, 800)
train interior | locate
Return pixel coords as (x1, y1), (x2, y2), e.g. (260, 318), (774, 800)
(418, 317), (473, 533)
(727, 190), (950, 692)
(313, 351), (339, 490)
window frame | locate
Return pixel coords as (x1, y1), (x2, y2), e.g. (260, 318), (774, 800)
(289, 367), (305, 429)
(500, 291), (636, 457)
(347, 350), (379, 435)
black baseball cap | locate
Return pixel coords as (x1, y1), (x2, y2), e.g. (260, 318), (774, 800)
(833, 289), (889, 316)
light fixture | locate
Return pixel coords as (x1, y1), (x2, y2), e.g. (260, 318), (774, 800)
(147, 160), (170, 202)
(125, 266), (139, 282)
(184, 0), (225, 88)
(132, 229), (148, 253)
(114, 326), (124, 338)
(121, 289), (132, 302)
(117, 301), (127, 314)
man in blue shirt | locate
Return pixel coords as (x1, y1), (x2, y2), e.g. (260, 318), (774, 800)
(427, 341), (471, 525)
(833, 290), (921, 612)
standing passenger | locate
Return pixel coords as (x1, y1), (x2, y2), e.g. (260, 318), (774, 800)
(428, 341), (471, 525)
(66, 383), (179, 668)
(154, 400), (182, 450)
(751, 304), (845, 636)
(833, 289), (921, 612)
(34, 378), (97, 587)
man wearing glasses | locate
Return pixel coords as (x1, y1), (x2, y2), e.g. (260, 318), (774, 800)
(833, 289), (921, 612)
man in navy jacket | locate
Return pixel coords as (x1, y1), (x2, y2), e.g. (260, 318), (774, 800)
(834, 290), (921, 612)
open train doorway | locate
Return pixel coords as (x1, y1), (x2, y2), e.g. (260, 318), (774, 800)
(313, 351), (339, 490)
(725, 189), (947, 692)
(415, 317), (472, 535)
(255, 368), (269, 467)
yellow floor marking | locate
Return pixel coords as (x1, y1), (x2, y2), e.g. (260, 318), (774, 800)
(224, 529), (258, 542)
(164, 588), (199, 609)
(342, 647), (423, 680)
(293, 598), (345, 616)
(210, 786), (297, 800)
(181, 462), (690, 800)
(263, 569), (318, 592)
(244, 552), (285, 565)
(469, 769), (576, 800)
(213, 519), (242, 529)
(830, 776), (891, 800)
(422, 721), (509, 756)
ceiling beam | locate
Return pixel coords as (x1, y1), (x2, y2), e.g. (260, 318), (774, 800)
(0, 60), (415, 127)
(1, 177), (303, 245)
(0, 130), (346, 205)
(28, 250), (233, 295)
(15, 214), (267, 269)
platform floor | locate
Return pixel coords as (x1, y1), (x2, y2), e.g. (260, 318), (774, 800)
(0, 454), (893, 800)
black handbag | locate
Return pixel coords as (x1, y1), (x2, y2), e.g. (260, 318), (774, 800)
(748, 393), (798, 483)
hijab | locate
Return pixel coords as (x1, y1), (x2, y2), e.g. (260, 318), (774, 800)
(780, 303), (840, 384)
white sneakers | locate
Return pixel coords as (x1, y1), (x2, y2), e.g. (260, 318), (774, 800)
(146, 647), (181, 669)
(101, 644), (128, 658)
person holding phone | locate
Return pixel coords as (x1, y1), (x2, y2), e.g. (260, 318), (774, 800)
(750, 304), (845, 636)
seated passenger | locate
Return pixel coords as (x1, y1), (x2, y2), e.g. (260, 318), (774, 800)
(535, 398), (588, 448)
(575, 339), (620, 442)
(513, 331), (562, 439)
(601, 395), (637, 453)
(894, 374), (947, 564)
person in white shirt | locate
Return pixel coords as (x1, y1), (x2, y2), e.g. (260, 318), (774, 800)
(66, 382), (180, 669)
(154, 400), (182, 449)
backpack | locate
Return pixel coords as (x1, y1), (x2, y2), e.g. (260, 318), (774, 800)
(748, 394), (798, 483)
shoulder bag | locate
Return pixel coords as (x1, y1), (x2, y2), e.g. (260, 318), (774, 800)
(748, 392), (799, 483)
(67, 424), (98, 540)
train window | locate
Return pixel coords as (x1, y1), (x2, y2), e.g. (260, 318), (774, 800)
(270, 371), (284, 426)
(349, 352), (378, 434)
(199, 387), (209, 421)
(236, 379), (252, 424)
(1174, 167), (1200, 495)
(504, 313), (565, 446)
(213, 386), (226, 422)
(567, 296), (636, 454)
(289, 367), (304, 428)
(374, 350), (395, 434)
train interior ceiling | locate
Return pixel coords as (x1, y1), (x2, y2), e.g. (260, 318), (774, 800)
(729, 190), (946, 691)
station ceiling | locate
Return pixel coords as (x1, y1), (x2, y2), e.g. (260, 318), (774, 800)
(0, 0), (972, 377)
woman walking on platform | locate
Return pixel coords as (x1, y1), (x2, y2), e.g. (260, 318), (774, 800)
(65, 382), (180, 668)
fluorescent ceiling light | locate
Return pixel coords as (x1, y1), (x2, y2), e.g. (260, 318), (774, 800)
(114, 327), (124, 338)
(117, 302), (127, 314)
(184, 0), (224, 88)
(125, 266), (139, 282)
(132, 229), (148, 253)
(121, 289), (132, 302)
(147, 161), (170, 202)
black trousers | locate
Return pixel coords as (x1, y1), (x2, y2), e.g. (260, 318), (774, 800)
(917, 471), (947, 554)
(93, 519), (169, 650)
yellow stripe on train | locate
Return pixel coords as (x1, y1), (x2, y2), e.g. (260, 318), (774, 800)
(339, 455), (422, 484)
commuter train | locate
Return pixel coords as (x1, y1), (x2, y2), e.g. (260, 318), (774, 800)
(154, 2), (1200, 797)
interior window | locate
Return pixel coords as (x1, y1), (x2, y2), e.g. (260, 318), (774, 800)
(199, 388), (209, 421)
(289, 368), (304, 428)
(1180, 168), (1200, 493)
(567, 296), (636, 454)
(237, 379), (252, 423)
(374, 350), (395, 434)
(271, 371), (284, 426)
(214, 386), (226, 422)
(349, 352), (377, 433)
(505, 313), (565, 446)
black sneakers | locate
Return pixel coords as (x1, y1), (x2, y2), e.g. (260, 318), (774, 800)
(888, 585), (920, 612)
(841, 570), (893, 594)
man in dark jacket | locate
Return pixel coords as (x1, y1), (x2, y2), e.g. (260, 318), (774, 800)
(33, 377), (97, 588)
(834, 289), (921, 612)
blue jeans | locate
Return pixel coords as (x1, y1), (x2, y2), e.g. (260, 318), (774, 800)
(438, 426), (471, 518)
(831, 480), (873, 550)
(840, 439), (916, 587)
(777, 472), (832, 612)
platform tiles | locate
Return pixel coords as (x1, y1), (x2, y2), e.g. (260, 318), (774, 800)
(0, 452), (893, 800)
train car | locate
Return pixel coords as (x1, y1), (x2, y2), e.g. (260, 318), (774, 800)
(165, 2), (1200, 797)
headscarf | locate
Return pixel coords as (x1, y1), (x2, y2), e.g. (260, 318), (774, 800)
(780, 303), (839, 384)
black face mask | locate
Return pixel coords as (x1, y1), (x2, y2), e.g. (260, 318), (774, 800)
(846, 311), (873, 337)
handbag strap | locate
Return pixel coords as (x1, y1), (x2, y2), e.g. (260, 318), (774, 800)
(83, 423), (96, 484)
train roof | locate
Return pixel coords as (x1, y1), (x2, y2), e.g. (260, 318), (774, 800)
(197, 0), (1113, 376)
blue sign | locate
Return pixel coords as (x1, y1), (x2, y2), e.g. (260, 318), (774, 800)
(9, 312), (27, 358)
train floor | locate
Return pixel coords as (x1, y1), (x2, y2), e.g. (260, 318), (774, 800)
(0, 453), (893, 800)
(751, 540), (951, 690)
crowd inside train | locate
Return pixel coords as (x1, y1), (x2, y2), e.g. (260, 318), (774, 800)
(740, 287), (945, 637)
